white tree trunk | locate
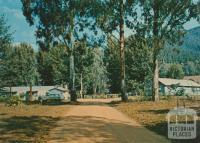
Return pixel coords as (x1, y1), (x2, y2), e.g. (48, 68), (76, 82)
(152, 58), (159, 101)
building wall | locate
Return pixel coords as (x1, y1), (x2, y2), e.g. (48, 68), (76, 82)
(63, 92), (70, 101)
(161, 85), (200, 96)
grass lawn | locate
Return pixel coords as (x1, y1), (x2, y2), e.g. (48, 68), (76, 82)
(0, 103), (71, 142)
(114, 97), (200, 143)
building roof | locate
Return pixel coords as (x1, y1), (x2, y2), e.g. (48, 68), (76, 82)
(1, 86), (54, 93)
(49, 87), (68, 92)
(159, 78), (200, 87)
(184, 76), (200, 84)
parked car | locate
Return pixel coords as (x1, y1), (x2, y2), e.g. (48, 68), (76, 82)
(38, 87), (70, 104)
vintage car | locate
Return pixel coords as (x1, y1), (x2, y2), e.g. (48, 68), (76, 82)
(38, 87), (70, 104)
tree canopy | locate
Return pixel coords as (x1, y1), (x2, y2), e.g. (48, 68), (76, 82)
(137, 0), (199, 101)
(0, 0), (197, 101)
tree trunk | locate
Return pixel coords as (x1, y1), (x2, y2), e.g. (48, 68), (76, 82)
(29, 82), (33, 102)
(120, 0), (128, 102)
(93, 85), (97, 95)
(9, 86), (12, 97)
(152, 1), (159, 102)
(152, 58), (159, 101)
(69, 14), (77, 102)
(80, 73), (83, 98)
(70, 53), (77, 102)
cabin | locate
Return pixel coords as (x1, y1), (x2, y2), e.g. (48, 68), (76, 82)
(159, 78), (200, 96)
(0, 86), (70, 101)
(0, 86), (54, 95)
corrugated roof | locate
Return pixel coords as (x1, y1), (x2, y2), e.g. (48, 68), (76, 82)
(49, 87), (68, 92)
(184, 76), (200, 84)
(2, 86), (54, 93)
(159, 78), (200, 87)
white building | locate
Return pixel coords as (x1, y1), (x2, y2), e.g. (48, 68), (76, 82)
(159, 78), (200, 96)
(0, 86), (70, 101)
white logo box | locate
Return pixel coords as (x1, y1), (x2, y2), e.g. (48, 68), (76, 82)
(167, 107), (198, 140)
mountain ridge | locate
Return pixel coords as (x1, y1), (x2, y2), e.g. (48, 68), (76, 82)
(182, 26), (200, 52)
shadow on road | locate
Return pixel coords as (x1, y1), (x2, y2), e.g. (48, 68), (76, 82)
(49, 115), (170, 143)
(0, 116), (60, 142)
(0, 115), (170, 143)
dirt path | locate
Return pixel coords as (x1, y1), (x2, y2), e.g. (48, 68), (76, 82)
(48, 101), (171, 143)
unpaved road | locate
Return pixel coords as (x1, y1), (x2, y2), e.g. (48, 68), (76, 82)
(48, 101), (171, 143)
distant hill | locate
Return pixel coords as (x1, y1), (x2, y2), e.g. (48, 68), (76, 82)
(182, 26), (200, 52)
(159, 26), (200, 76)
(160, 26), (200, 65)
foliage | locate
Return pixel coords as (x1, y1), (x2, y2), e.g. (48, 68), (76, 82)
(166, 64), (184, 79)
(14, 43), (38, 85)
(168, 84), (185, 96)
(6, 95), (22, 107)
(84, 48), (107, 94)
(159, 27), (200, 77)
(159, 48), (200, 77)
(90, 0), (137, 101)
(184, 60), (200, 76)
(104, 37), (120, 93)
(0, 15), (12, 87)
(49, 44), (69, 85)
(0, 47), (19, 87)
(182, 26), (200, 52)
(0, 15), (12, 60)
(37, 50), (54, 85)
(125, 36), (152, 94)
(2, 43), (38, 86)
(135, 96), (152, 102)
(91, 0), (136, 34)
(37, 44), (69, 85)
(137, 0), (199, 101)
(176, 88), (185, 96)
(0, 0), (197, 102)
(0, 96), (7, 102)
(74, 43), (107, 94)
(21, 0), (92, 48)
(74, 40), (92, 94)
(21, 0), (100, 101)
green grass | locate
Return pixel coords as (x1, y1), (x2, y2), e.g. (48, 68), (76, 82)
(0, 96), (7, 102)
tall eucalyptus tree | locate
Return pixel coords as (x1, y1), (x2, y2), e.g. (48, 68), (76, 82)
(137, 0), (199, 101)
(21, 0), (94, 101)
(91, 0), (137, 101)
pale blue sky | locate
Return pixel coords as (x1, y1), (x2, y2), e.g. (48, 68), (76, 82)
(0, 0), (36, 48)
(0, 0), (199, 50)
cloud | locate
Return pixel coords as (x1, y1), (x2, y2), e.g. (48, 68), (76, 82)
(1, 6), (24, 20)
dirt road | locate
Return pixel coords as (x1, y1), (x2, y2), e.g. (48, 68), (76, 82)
(48, 101), (171, 143)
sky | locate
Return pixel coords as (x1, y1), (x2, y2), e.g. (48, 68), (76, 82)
(0, 0), (37, 49)
(0, 0), (200, 50)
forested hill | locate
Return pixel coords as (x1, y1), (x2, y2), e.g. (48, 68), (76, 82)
(182, 26), (200, 52)
(159, 26), (200, 77)
(160, 26), (200, 62)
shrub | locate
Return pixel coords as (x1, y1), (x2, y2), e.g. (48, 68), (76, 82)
(6, 95), (22, 107)
(0, 96), (7, 102)
(135, 95), (152, 102)
(161, 95), (172, 100)
(176, 88), (185, 96)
